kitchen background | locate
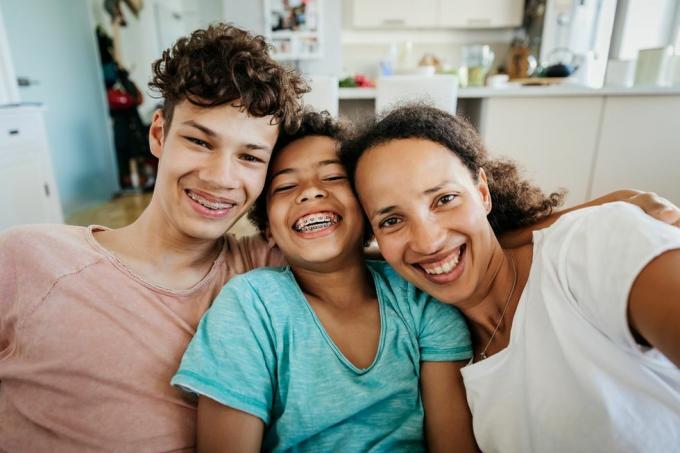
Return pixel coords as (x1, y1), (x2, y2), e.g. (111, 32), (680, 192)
(1, 0), (679, 232)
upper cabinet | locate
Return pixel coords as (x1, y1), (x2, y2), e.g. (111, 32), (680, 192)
(439, 0), (524, 28)
(353, 0), (438, 28)
(352, 0), (525, 29)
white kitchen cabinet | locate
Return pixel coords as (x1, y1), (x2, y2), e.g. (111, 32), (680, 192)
(0, 105), (63, 230)
(352, 0), (438, 28)
(439, 0), (525, 28)
(478, 96), (604, 207)
(590, 95), (680, 205)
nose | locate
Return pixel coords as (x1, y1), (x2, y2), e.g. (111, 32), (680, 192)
(408, 216), (447, 256)
(201, 153), (241, 190)
(295, 184), (327, 204)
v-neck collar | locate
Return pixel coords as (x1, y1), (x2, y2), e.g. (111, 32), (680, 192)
(286, 265), (387, 375)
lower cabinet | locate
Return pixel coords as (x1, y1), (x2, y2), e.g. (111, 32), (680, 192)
(0, 105), (63, 230)
(477, 94), (680, 207)
(591, 96), (680, 205)
(478, 96), (604, 207)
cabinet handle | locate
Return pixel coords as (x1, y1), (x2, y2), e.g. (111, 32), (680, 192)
(8, 129), (19, 136)
(44, 183), (50, 197)
(466, 18), (492, 26)
(382, 19), (405, 26)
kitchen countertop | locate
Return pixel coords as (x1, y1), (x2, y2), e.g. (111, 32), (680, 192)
(339, 85), (680, 100)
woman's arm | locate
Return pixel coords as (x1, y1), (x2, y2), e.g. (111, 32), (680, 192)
(197, 396), (264, 453)
(421, 361), (479, 453)
(500, 190), (680, 248)
(628, 249), (680, 367)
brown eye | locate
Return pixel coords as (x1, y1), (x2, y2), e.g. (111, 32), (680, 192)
(379, 217), (402, 229)
(436, 194), (457, 206)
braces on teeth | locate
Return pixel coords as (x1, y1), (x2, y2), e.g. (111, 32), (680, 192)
(188, 191), (231, 210)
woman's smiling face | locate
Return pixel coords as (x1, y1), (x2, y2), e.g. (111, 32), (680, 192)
(355, 138), (496, 306)
(266, 135), (365, 272)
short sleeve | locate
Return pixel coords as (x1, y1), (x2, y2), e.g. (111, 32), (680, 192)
(416, 291), (473, 362)
(224, 234), (285, 273)
(171, 275), (277, 423)
(557, 203), (680, 349)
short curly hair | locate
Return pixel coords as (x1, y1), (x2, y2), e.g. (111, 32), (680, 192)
(341, 104), (564, 235)
(248, 110), (354, 235)
(149, 23), (308, 133)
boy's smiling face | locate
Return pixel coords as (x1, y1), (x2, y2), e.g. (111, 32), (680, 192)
(266, 135), (365, 272)
(149, 100), (279, 241)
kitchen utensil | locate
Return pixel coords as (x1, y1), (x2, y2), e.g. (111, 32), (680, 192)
(461, 44), (495, 87)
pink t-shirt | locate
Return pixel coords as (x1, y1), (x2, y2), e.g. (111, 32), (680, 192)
(0, 224), (282, 452)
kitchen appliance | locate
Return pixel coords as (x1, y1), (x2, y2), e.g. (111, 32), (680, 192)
(538, 0), (617, 87)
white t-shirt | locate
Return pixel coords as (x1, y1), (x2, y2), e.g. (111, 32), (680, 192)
(461, 202), (680, 453)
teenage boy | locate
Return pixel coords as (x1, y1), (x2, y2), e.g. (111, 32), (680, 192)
(0, 24), (306, 451)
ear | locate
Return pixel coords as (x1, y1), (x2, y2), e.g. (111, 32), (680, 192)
(264, 225), (276, 247)
(477, 168), (492, 214)
(149, 109), (166, 159)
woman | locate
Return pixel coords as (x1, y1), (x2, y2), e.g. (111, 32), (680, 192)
(341, 105), (680, 452)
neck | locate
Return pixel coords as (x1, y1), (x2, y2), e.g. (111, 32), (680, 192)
(96, 199), (225, 284)
(459, 243), (525, 352)
(292, 254), (374, 309)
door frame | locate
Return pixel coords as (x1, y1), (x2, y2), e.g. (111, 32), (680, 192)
(0, 5), (20, 104)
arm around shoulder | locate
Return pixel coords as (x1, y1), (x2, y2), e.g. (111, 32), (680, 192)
(421, 361), (479, 453)
(628, 248), (680, 367)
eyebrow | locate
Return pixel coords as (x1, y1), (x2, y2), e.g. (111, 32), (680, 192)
(270, 158), (343, 180)
(182, 120), (217, 138)
(371, 181), (454, 219)
(181, 120), (273, 152)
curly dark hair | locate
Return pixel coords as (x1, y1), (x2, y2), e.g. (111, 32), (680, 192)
(149, 23), (308, 133)
(248, 110), (354, 235)
(341, 104), (565, 235)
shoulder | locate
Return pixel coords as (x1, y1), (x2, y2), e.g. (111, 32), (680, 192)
(367, 260), (409, 291)
(0, 224), (101, 272)
(217, 266), (295, 309)
(222, 233), (285, 272)
(537, 202), (680, 251)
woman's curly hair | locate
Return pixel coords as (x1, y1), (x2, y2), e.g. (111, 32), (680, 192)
(341, 104), (564, 235)
(248, 110), (354, 236)
(149, 23), (308, 133)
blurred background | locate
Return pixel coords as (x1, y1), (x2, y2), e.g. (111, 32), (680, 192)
(1, 0), (679, 232)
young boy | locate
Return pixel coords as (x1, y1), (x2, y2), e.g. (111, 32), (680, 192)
(0, 24), (306, 451)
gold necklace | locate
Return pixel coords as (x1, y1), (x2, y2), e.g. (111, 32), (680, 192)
(479, 253), (517, 361)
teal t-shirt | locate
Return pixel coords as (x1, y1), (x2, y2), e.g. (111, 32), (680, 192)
(172, 261), (471, 452)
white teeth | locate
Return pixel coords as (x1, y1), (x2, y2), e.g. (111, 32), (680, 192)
(293, 212), (339, 232)
(187, 191), (233, 210)
(423, 249), (462, 275)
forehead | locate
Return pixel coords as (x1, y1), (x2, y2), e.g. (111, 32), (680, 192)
(356, 138), (473, 201)
(361, 138), (469, 181)
(271, 135), (340, 172)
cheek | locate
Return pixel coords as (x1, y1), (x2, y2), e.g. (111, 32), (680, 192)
(374, 235), (403, 267)
(266, 201), (289, 237)
(242, 166), (269, 196)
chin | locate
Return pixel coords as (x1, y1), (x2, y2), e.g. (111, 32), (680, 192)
(182, 219), (236, 241)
